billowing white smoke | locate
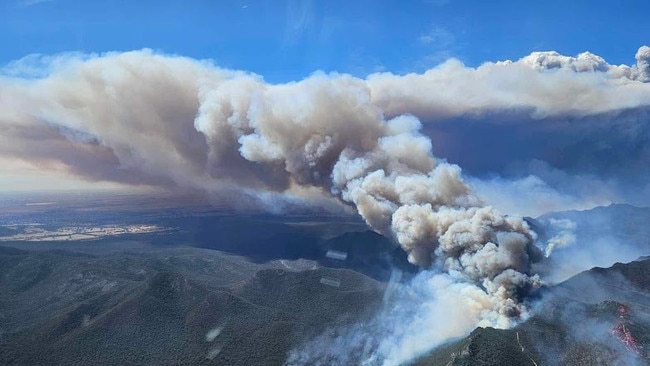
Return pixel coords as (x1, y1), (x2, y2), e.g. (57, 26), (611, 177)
(520, 50), (613, 73)
(635, 45), (650, 82)
(194, 71), (544, 310)
(2, 46), (649, 363)
(543, 218), (577, 257)
(2, 46), (649, 195)
(366, 46), (650, 121)
(195, 71), (543, 324)
(288, 269), (535, 365)
(516, 46), (650, 82)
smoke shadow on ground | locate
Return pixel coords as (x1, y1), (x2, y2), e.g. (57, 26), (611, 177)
(149, 213), (420, 282)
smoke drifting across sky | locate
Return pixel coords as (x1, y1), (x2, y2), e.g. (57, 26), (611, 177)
(1, 47), (649, 363)
(1, 46), (649, 214)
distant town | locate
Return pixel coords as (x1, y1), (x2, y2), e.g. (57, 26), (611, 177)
(0, 224), (166, 242)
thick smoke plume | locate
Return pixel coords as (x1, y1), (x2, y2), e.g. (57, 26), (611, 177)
(2, 46), (650, 363)
(2, 49), (545, 306)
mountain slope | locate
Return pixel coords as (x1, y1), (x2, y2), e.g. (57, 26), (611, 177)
(0, 246), (384, 365)
(415, 257), (650, 366)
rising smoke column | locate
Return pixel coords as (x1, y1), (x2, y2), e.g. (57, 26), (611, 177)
(194, 74), (544, 319)
(193, 74), (545, 364)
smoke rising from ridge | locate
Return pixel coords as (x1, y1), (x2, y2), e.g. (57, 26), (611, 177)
(2, 46), (650, 363)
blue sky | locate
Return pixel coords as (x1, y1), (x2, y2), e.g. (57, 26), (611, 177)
(1, 0), (649, 82)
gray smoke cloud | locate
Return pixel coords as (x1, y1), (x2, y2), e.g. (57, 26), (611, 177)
(542, 218), (577, 257)
(2, 46), (649, 363)
(367, 48), (650, 121)
(3, 46), (649, 199)
(634, 45), (650, 82)
(288, 270), (537, 365)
